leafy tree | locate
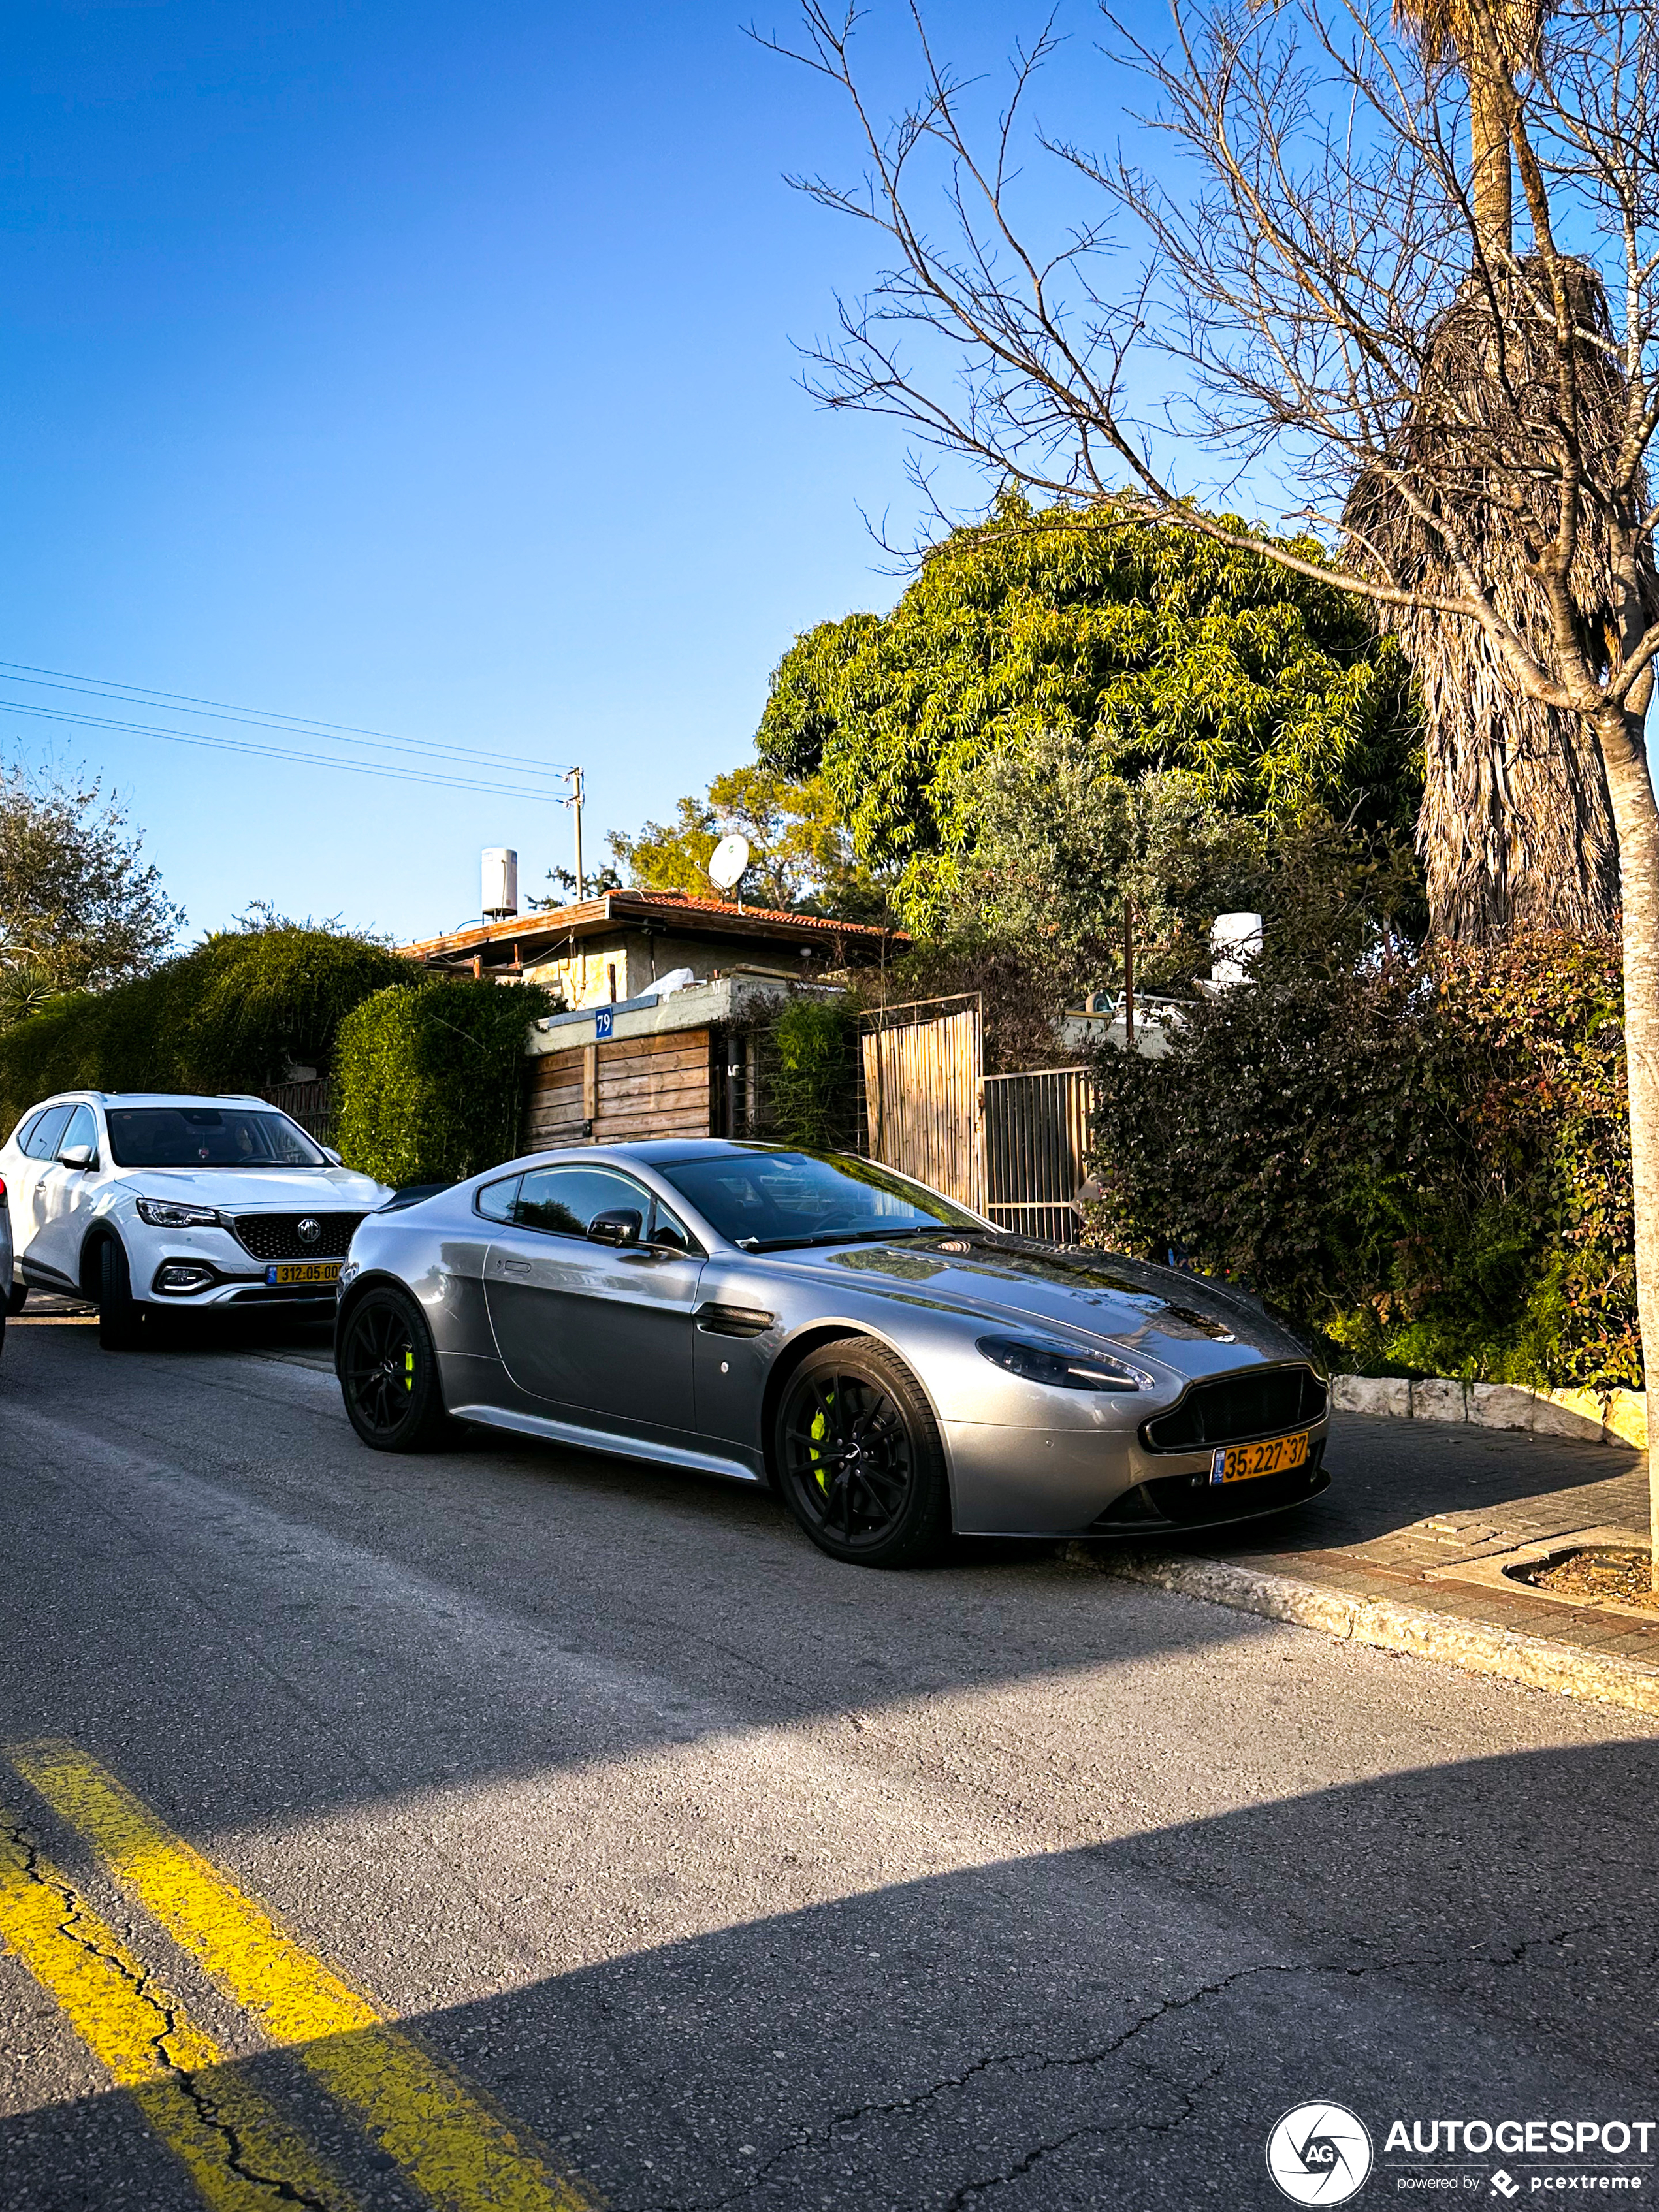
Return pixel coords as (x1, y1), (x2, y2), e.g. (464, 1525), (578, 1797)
(756, 496), (1419, 932)
(609, 764), (889, 919)
(0, 920), (408, 1129)
(0, 765), (183, 1025)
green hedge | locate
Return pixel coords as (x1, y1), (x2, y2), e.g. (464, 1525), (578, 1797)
(334, 978), (551, 1187)
(767, 993), (855, 1149)
(0, 927), (410, 1134)
(1086, 936), (1637, 1392)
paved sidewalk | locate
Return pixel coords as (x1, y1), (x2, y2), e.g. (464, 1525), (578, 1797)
(1078, 1412), (1659, 1712)
(1213, 1411), (1659, 1659)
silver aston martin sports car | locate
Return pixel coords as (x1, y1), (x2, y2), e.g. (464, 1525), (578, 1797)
(334, 1139), (1331, 1567)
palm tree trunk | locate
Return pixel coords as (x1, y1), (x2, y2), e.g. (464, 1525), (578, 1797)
(1469, 61), (1514, 261)
(1596, 702), (1659, 1589)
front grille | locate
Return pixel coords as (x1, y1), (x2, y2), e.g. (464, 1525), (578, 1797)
(228, 1212), (364, 1261)
(1142, 1363), (1327, 1452)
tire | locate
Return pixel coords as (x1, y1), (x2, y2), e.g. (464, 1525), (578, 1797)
(6, 1283), (25, 1317)
(97, 1238), (144, 1351)
(337, 1285), (457, 1452)
(773, 1339), (950, 1567)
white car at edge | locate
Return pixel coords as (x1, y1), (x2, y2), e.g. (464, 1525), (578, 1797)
(0, 1146), (12, 1358)
(0, 1091), (390, 1348)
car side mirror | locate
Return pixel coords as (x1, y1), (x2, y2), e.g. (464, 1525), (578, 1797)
(587, 1208), (642, 1248)
(323, 1147), (344, 1166)
(57, 1143), (95, 1171)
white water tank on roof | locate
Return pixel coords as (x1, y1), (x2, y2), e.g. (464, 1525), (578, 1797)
(482, 847), (519, 920)
(1210, 911), (1263, 987)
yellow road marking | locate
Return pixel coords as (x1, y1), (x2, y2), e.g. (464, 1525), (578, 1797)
(0, 1819), (361, 2212)
(10, 1740), (587, 2212)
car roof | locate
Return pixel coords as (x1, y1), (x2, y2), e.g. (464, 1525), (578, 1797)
(38, 1091), (272, 1109)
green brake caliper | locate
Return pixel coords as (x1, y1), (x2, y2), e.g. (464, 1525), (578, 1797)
(809, 1393), (832, 1493)
(404, 1348), (415, 1392)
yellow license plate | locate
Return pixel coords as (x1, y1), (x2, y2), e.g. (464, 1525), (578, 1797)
(1210, 1430), (1309, 1484)
(265, 1262), (342, 1286)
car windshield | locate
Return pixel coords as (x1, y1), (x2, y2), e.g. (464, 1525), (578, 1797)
(106, 1106), (326, 1170)
(657, 1147), (981, 1250)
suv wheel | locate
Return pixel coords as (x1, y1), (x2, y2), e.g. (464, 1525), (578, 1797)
(96, 1238), (144, 1351)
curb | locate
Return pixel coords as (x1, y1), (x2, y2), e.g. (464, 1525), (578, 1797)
(1331, 1372), (1647, 1451)
(1075, 1546), (1659, 1720)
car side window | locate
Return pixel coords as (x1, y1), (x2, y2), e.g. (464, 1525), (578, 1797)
(475, 1175), (522, 1222)
(58, 1105), (96, 1159)
(10, 1110), (43, 1155)
(646, 1196), (696, 1253)
(511, 1165), (649, 1238)
(24, 1106), (72, 1161)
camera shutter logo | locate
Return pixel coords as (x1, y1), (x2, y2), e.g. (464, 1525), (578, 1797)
(297, 1219), (321, 1245)
(1266, 2103), (1374, 2205)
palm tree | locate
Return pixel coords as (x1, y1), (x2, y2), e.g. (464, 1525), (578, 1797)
(1347, 0), (1630, 942)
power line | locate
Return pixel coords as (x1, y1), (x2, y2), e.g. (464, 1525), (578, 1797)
(0, 658), (576, 783)
(0, 697), (570, 803)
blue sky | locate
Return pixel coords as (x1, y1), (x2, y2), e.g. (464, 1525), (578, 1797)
(0, 1), (1155, 944)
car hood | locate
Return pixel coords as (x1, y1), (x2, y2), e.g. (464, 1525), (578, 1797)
(126, 1166), (389, 1211)
(768, 1236), (1314, 1377)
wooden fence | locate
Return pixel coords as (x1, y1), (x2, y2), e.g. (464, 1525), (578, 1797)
(858, 996), (986, 1214)
(260, 1078), (336, 1146)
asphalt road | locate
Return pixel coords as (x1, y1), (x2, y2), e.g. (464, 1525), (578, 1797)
(1, 1309), (1656, 2212)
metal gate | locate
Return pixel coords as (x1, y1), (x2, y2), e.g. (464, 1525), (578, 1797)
(983, 1066), (1093, 1243)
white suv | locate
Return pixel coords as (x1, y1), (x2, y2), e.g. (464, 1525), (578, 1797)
(0, 1091), (390, 1349)
(0, 1146), (13, 1358)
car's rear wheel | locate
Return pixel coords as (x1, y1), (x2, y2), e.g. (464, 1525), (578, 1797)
(338, 1286), (457, 1452)
(97, 1238), (144, 1351)
(775, 1340), (949, 1567)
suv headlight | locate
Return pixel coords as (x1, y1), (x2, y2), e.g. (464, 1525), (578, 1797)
(135, 1198), (223, 1229)
(976, 1336), (1152, 1391)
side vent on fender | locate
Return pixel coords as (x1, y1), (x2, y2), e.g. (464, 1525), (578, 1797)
(695, 1302), (776, 1339)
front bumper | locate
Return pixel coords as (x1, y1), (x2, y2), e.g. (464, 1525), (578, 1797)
(942, 1415), (1332, 1536)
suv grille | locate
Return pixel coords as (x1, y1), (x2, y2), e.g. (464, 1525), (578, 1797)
(1142, 1364), (1327, 1452)
(228, 1212), (365, 1261)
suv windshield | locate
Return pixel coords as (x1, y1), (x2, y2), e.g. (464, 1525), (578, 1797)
(657, 1146), (980, 1250)
(106, 1106), (326, 1170)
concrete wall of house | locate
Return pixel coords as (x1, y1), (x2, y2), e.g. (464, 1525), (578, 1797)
(523, 927), (813, 1011)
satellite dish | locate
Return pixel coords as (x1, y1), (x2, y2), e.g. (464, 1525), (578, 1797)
(708, 833), (750, 893)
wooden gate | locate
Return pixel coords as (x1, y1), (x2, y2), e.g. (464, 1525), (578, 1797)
(860, 996), (985, 1213)
(524, 1027), (713, 1150)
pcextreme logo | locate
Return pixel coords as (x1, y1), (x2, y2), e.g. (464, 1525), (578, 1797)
(1267, 2102), (1376, 2204)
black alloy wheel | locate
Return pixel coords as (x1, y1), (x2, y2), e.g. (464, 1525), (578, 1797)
(338, 1287), (457, 1452)
(775, 1340), (949, 1568)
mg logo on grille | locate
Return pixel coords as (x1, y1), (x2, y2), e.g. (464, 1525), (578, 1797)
(297, 1218), (321, 1244)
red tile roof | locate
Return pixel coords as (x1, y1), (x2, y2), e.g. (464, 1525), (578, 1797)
(399, 888), (903, 962)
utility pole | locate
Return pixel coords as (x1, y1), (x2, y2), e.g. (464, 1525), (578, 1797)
(1123, 896), (1136, 1050)
(562, 766), (585, 899)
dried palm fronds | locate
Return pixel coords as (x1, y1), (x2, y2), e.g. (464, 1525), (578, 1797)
(1345, 257), (1649, 941)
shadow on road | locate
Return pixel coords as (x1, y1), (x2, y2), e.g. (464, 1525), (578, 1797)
(3, 1738), (1655, 2211)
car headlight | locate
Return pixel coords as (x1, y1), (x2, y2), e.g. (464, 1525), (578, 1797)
(135, 1198), (223, 1229)
(975, 1336), (1152, 1391)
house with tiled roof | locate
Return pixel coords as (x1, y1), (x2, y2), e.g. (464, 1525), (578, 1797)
(399, 889), (903, 1151)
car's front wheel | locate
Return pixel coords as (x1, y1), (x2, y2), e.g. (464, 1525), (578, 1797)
(338, 1286), (457, 1452)
(96, 1238), (144, 1351)
(774, 1340), (950, 1567)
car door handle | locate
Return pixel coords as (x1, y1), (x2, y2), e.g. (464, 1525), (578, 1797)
(496, 1257), (534, 1277)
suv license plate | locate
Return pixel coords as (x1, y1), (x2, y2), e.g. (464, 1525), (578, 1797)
(1210, 1430), (1309, 1484)
(266, 1262), (342, 1287)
